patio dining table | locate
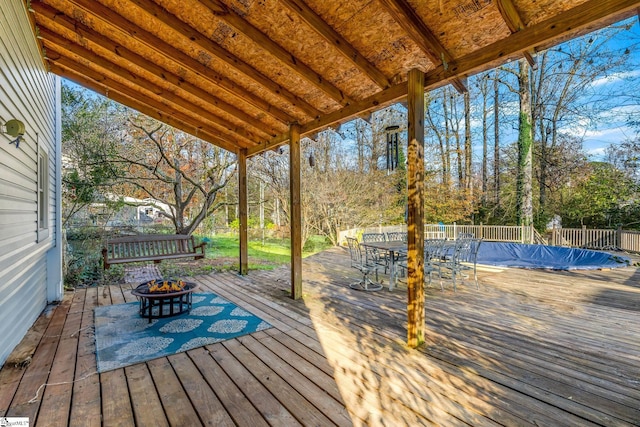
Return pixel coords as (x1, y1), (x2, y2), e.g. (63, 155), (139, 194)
(361, 239), (456, 290)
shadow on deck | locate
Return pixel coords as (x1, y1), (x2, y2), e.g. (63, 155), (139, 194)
(1, 247), (639, 426)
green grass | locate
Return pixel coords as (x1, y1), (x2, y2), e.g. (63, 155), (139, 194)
(64, 232), (333, 287)
(203, 234), (332, 266)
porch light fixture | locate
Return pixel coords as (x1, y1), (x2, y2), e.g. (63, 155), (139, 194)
(3, 118), (25, 148)
(385, 125), (400, 172)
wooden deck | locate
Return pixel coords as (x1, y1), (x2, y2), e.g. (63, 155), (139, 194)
(1, 247), (639, 426)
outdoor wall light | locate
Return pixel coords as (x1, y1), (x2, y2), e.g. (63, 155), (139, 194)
(3, 119), (25, 148)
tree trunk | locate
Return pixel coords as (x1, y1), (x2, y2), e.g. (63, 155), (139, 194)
(517, 59), (534, 226)
(442, 90), (451, 187)
(464, 90), (472, 192)
(481, 77), (488, 206)
(493, 70), (501, 208)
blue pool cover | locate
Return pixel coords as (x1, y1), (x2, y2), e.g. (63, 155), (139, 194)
(476, 242), (630, 270)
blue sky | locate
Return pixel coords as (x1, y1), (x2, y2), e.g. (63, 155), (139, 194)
(568, 19), (640, 159)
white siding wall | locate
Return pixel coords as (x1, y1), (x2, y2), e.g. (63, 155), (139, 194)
(0, 1), (60, 367)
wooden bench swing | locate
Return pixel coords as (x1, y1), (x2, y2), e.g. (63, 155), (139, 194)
(102, 234), (206, 269)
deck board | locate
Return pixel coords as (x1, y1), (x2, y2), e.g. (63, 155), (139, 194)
(1, 247), (639, 426)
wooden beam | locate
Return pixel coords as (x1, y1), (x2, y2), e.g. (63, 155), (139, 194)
(247, 83), (408, 156)
(249, 0), (640, 157)
(42, 37), (265, 145)
(279, 0), (390, 89)
(48, 59), (243, 151)
(406, 68), (425, 349)
(451, 77), (468, 94)
(289, 123), (302, 300)
(496, 0), (537, 68)
(426, 0), (640, 87)
(49, 63), (239, 153)
(199, 0), (351, 106)
(246, 133), (292, 157)
(378, 0), (467, 93)
(124, 0), (324, 118)
(39, 0), (297, 124)
(238, 149), (248, 275)
(35, 13), (280, 138)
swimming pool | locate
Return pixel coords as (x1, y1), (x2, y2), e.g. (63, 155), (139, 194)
(475, 241), (630, 270)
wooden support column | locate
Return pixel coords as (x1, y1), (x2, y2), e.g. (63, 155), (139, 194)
(238, 149), (248, 275)
(406, 68), (425, 348)
(289, 124), (303, 299)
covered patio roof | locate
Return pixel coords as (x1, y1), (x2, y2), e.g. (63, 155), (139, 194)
(27, 0), (640, 155)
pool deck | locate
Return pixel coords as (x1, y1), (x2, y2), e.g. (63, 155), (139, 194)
(1, 247), (639, 426)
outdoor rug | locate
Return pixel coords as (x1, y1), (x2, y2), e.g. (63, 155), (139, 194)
(94, 293), (272, 372)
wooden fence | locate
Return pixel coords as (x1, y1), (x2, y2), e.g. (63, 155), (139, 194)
(338, 224), (536, 245)
(550, 226), (640, 252)
(339, 224), (640, 253)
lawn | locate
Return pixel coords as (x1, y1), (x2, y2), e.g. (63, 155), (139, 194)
(64, 230), (332, 287)
(204, 234), (331, 263)
(156, 234), (332, 279)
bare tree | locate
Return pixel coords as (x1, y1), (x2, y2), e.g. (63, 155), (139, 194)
(111, 117), (236, 235)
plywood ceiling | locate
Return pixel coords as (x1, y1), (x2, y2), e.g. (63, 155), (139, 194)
(27, 0), (640, 155)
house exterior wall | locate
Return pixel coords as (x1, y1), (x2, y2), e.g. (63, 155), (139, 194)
(0, 1), (62, 367)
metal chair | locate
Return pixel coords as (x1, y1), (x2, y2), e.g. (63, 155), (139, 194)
(424, 238), (447, 291)
(457, 238), (482, 289)
(395, 239), (444, 287)
(386, 231), (407, 242)
(385, 231), (407, 276)
(345, 237), (383, 291)
(440, 238), (482, 291)
(361, 232), (388, 271)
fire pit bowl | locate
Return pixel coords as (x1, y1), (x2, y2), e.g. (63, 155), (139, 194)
(131, 279), (198, 322)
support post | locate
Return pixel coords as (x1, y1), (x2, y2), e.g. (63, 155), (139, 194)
(406, 68), (425, 348)
(289, 124), (303, 299)
(530, 223), (535, 244)
(238, 149), (248, 275)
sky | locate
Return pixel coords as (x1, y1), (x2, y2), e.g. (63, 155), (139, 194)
(566, 19), (640, 159)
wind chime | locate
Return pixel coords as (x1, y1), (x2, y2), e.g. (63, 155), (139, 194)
(385, 125), (400, 172)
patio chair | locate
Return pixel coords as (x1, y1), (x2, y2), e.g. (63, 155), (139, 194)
(458, 238), (482, 289)
(440, 238), (482, 291)
(395, 238), (444, 288)
(386, 231), (408, 276)
(361, 232), (389, 271)
(424, 238), (447, 291)
(345, 237), (383, 291)
(386, 231), (407, 242)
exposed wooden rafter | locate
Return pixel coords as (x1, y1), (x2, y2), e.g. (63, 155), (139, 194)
(34, 0), (301, 124)
(249, 0), (640, 156)
(49, 63), (240, 153)
(125, 0), (324, 118)
(33, 8), (281, 137)
(377, 0), (468, 93)
(496, 0), (537, 67)
(49, 54), (255, 148)
(40, 30), (270, 144)
(278, 0), (391, 89)
(198, 0), (352, 107)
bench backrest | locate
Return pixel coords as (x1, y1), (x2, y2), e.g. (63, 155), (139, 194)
(105, 234), (197, 260)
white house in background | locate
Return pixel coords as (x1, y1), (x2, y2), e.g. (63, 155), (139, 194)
(111, 195), (174, 224)
(0, 2), (63, 367)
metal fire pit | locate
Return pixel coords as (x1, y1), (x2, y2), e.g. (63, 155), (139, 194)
(131, 280), (198, 323)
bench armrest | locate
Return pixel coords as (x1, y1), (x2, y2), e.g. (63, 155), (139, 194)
(194, 241), (207, 255)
